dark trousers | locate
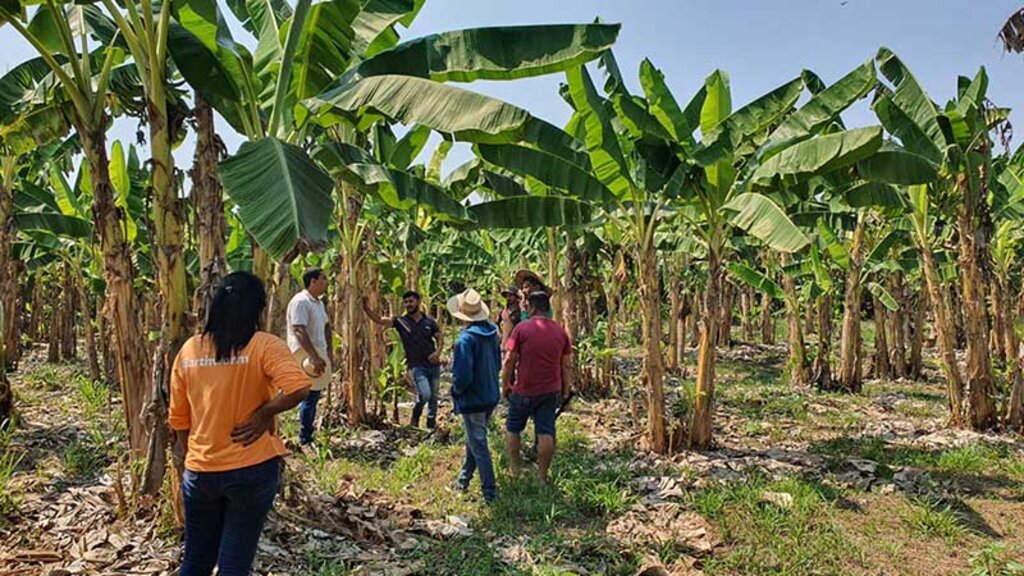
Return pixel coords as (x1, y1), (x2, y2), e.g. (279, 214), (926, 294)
(298, 389), (322, 445)
(180, 457), (281, 576)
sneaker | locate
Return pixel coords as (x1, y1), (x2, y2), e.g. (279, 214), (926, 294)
(451, 480), (469, 494)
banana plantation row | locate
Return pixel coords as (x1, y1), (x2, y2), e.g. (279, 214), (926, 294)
(1, 0), (1022, 504)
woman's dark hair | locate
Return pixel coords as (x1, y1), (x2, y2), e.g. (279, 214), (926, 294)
(203, 272), (267, 361)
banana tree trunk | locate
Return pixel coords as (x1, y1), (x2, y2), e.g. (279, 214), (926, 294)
(812, 295), (833, 390)
(60, 259), (76, 360)
(957, 189), (997, 430)
(562, 231), (577, 339)
(740, 288), (754, 343)
(838, 217), (865, 392)
(718, 282), (733, 348)
(48, 287), (61, 363)
(265, 260), (294, 338)
(917, 237), (964, 423)
(191, 95), (227, 328)
(637, 240), (667, 453)
(872, 294), (891, 380)
(73, 261), (101, 383)
(688, 289), (700, 348)
(689, 249), (720, 450)
(909, 292), (924, 380)
(804, 299), (816, 339)
(997, 271), (1023, 429)
(888, 275), (908, 379)
(96, 302), (112, 383)
(0, 160), (18, 370)
(30, 276), (43, 342)
(760, 291), (774, 345)
(668, 273), (681, 371)
(253, 243), (273, 328)
(997, 273), (1018, 377)
(547, 228), (561, 319)
(602, 264), (620, 394)
(142, 78), (190, 495)
(339, 182), (367, 426)
(780, 257), (809, 387)
(951, 283), (966, 348)
(680, 293), (690, 366)
(78, 121), (152, 456)
(991, 279), (1007, 368)
(404, 250), (420, 294)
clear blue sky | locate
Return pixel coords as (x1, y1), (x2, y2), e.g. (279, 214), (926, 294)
(2, 0), (1023, 176)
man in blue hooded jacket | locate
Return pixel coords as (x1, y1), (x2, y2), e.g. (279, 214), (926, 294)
(447, 288), (501, 503)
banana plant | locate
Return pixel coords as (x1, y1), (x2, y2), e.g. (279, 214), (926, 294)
(169, 0), (620, 260)
(869, 48), (1010, 429)
(459, 56), (889, 451)
(0, 1), (164, 465)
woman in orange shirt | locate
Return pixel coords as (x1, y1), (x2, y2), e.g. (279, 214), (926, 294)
(170, 272), (310, 576)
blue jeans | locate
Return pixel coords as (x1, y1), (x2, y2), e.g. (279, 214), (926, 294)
(411, 365), (440, 427)
(181, 457), (281, 576)
(457, 411), (496, 502)
(298, 389), (322, 445)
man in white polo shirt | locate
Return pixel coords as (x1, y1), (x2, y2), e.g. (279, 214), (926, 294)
(287, 267), (331, 446)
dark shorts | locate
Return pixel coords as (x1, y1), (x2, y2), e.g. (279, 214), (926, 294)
(506, 392), (560, 437)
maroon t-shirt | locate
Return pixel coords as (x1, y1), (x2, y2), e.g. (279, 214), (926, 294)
(506, 316), (571, 396)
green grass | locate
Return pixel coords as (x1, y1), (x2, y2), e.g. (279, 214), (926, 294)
(73, 375), (110, 421)
(811, 436), (1019, 484)
(904, 498), (969, 544)
(61, 437), (107, 479)
(304, 551), (356, 576)
(692, 474), (858, 576)
(0, 422), (22, 519)
(933, 444), (1009, 475)
(304, 440), (346, 494)
(968, 542), (1024, 576)
(417, 534), (524, 576)
(21, 365), (66, 391)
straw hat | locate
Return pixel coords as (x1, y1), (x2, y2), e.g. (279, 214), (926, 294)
(447, 288), (491, 322)
(301, 357), (322, 377)
(514, 269), (552, 294)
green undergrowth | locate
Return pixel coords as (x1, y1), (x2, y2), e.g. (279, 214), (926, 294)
(811, 436), (1024, 483)
(692, 474), (858, 575)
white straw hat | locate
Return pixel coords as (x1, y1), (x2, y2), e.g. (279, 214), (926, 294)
(447, 288), (490, 322)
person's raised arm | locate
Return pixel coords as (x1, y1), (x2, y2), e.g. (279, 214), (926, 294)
(361, 296), (394, 327)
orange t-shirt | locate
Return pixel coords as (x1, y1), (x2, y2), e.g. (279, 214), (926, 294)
(169, 332), (311, 472)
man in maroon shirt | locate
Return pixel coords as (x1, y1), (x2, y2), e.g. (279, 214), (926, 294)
(501, 292), (573, 484)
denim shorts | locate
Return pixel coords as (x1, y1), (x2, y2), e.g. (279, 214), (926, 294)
(506, 392), (560, 437)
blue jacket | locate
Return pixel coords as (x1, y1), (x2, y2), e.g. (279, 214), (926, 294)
(450, 321), (501, 414)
